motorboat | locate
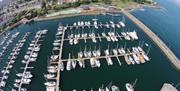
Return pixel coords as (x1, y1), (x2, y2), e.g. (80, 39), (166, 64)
(22, 78), (31, 84)
(44, 74), (55, 79)
(44, 81), (56, 86)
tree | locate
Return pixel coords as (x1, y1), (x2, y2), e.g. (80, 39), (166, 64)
(103, 0), (112, 4)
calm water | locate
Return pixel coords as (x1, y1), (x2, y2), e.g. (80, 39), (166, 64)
(0, 0), (180, 91)
(132, 0), (180, 59)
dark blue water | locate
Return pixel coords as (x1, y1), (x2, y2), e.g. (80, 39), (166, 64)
(132, 0), (180, 59)
(0, 0), (180, 91)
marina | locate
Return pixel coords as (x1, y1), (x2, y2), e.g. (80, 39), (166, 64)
(0, 32), (30, 90)
(0, 32), (20, 61)
(0, 12), (179, 91)
(43, 18), (150, 91)
(14, 30), (48, 91)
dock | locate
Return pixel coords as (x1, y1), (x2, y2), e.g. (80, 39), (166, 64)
(122, 10), (180, 71)
(65, 34), (124, 41)
(0, 32), (29, 88)
(18, 31), (44, 91)
(61, 51), (143, 62)
(56, 28), (66, 91)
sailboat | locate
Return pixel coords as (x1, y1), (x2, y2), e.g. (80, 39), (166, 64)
(92, 46), (97, 57)
(66, 54), (72, 71)
(84, 45), (88, 58)
(96, 45), (101, 57)
(71, 56), (77, 69)
(60, 60), (64, 71)
(125, 79), (137, 91)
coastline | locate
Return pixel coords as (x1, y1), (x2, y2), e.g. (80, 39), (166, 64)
(0, 3), (159, 36)
(0, 10), (118, 36)
(34, 10), (106, 22)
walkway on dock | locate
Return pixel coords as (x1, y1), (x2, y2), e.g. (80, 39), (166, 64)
(56, 28), (66, 91)
(122, 10), (180, 71)
(61, 51), (143, 62)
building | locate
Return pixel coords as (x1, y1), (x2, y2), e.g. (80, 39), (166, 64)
(57, 0), (79, 4)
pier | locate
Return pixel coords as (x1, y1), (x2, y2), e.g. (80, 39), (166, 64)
(61, 51), (143, 62)
(122, 10), (180, 71)
(17, 30), (47, 91)
(56, 28), (66, 91)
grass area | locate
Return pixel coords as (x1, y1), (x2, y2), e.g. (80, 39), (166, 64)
(111, 0), (139, 9)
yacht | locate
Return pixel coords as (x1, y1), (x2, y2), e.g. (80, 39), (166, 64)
(105, 22), (110, 28)
(102, 32), (106, 37)
(137, 46), (143, 52)
(95, 59), (101, 68)
(96, 49), (101, 57)
(69, 38), (73, 45)
(72, 60), (77, 69)
(111, 85), (120, 91)
(128, 56), (135, 65)
(142, 53), (150, 61)
(125, 83), (134, 91)
(119, 21), (125, 27)
(107, 57), (113, 65)
(66, 61), (72, 71)
(112, 49), (118, 55)
(104, 50), (110, 56)
(0, 81), (6, 87)
(118, 48), (122, 54)
(44, 81), (56, 86)
(132, 54), (140, 64)
(60, 61), (64, 71)
(22, 78), (31, 84)
(116, 24), (121, 28)
(90, 58), (96, 68)
(48, 67), (57, 73)
(78, 59), (83, 68)
(44, 74), (55, 79)
(78, 51), (83, 58)
(15, 79), (21, 83)
(46, 86), (55, 91)
(92, 50), (97, 57)
(24, 72), (33, 79)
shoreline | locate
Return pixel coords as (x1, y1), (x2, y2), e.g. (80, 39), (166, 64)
(0, 10), (119, 36)
(0, 2), (159, 36)
(34, 10), (106, 22)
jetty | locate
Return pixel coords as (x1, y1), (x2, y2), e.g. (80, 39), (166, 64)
(61, 51), (143, 62)
(56, 28), (66, 91)
(122, 10), (180, 71)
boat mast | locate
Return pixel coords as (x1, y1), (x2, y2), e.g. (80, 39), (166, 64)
(68, 53), (71, 60)
(175, 82), (180, 88)
(94, 45), (96, 51)
(124, 42), (127, 49)
(84, 45), (87, 53)
(98, 43), (100, 51)
(146, 44), (152, 55)
(133, 78), (138, 88)
(116, 43), (119, 49)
